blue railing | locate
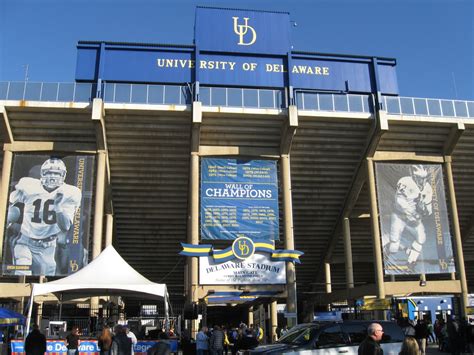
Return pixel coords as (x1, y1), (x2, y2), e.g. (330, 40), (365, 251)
(1, 81), (473, 118)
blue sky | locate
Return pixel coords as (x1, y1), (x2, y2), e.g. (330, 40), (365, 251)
(1, 0), (472, 100)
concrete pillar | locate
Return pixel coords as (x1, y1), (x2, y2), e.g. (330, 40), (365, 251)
(248, 306), (254, 326)
(188, 101), (201, 338)
(92, 151), (106, 258)
(445, 157), (468, 316)
(325, 263), (332, 294)
(343, 217), (354, 289)
(105, 214), (113, 247)
(91, 151), (106, 313)
(281, 154), (297, 327)
(0, 149), (13, 258)
(270, 301), (278, 343)
(367, 158), (385, 299)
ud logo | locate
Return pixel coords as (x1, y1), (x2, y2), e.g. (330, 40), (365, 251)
(232, 17), (257, 46)
(69, 259), (79, 272)
(232, 236), (255, 260)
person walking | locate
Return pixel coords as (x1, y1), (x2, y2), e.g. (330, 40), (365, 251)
(24, 324), (46, 355)
(399, 336), (420, 355)
(196, 326), (209, 355)
(415, 319), (429, 355)
(66, 326), (80, 355)
(111, 324), (132, 355)
(358, 323), (384, 355)
(209, 325), (224, 355)
(98, 326), (113, 355)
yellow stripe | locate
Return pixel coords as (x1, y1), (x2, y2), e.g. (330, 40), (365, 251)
(272, 253), (300, 258)
(255, 242), (274, 249)
(214, 250), (234, 259)
(183, 247), (211, 253)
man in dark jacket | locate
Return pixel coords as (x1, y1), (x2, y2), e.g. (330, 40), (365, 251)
(24, 324), (47, 355)
(358, 323), (384, 355)
(111, 325), (132, 355)
(415, 319), (429, 355)
(209, 325), (225, 355)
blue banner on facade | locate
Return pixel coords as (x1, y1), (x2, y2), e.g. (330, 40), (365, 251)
(195, 7), (291, 55)
(201, 158), (279, 241)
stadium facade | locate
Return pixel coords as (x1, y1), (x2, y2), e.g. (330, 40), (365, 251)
(1, 6), (474, 337)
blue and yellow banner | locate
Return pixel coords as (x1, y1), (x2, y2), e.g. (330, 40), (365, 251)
(180, 237), (303, 264)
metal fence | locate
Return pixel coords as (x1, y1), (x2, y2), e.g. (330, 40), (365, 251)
(296, 91), (373, 113)
(2, 81), (474, 119)
(384, 96), (474, 118)
(0, 81), (96, 102)
(103, 83), (192, 105)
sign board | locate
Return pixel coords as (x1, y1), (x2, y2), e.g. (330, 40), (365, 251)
(201, 158), (279, 241)
(195, 7), (291, 55)
(199, 253), (286, 285)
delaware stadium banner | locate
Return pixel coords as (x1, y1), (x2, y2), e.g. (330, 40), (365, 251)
(375, 163), (455, 275)
(2, 154), (95, 276)
(201, 158), (279, 240)
(199, 253), (286, 285)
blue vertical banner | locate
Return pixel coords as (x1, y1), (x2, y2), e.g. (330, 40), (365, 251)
(201, 158), (279, 241)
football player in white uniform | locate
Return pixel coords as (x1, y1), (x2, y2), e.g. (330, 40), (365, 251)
(387, 165), (433, 265)
(7, 158), (81, 276)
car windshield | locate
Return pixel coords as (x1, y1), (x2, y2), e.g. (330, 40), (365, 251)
(278, 325), (319, 345)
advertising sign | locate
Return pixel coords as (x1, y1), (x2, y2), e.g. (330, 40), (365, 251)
(199, 252), (286, 285)
(195, 7), (291, 55)
(76, 43), (398, 95)
(201, 158), (279, 241)
(2, 154), (95, 276)
(375, 163), (455, 275)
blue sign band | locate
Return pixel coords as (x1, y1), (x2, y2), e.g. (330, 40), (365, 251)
(179, 242), (303, 263)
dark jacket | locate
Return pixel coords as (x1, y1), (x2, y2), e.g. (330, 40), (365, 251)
(147, 341), (171, 355)
(358, 336), (383, 355)
(111, 332), (132, 355)
(415, 322), (429, 339)
(210, 329), (225, 350)
(24, 329), (47, 355)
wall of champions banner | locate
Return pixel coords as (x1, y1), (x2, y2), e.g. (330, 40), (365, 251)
(2, 154), (95, 277)
(375, 163), (455, 275)
(200, 158), (279, 241)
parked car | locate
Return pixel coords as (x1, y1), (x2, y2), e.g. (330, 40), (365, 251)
(240, 320), (405, 354)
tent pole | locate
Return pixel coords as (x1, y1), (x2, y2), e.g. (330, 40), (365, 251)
(164, 288), (170, 332)
(59, 293), (63, 321)
(25, 286), (34, 335)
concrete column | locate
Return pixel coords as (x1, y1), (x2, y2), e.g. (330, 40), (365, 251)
(325, 263), (332, 311)
(270, 301), (278, 342)
(248, 306), (254, 326)
(0, 149), (13, 258)
(367, 158), (385, 299)
(188, 101), (201, 338)
(36, 275), (45, 326)
(92, 151), (106, 258)
(91, 151), (106, 313)
(281, 154), (297, 327)
(445, 157), (468, 316)
(343, 217), (354, 289)
(105, 214), (113, 247)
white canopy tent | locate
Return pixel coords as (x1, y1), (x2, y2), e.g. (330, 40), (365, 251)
(26, 245), (169, 333)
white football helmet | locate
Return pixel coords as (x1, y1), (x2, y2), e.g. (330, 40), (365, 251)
(410, 164), (429, 189)
(41, 158), (67, 190)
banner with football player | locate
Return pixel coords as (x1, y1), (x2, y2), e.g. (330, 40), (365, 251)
(2, 154), (95, 276)
(201, 158), (279, 240)
(375, 163), (455, 275)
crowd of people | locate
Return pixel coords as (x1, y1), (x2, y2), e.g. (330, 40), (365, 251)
(189, 323), (264, 355)
(397, 317), (473, 354)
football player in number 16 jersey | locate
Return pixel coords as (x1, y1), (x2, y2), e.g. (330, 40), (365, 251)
(8, 158), (82, 276)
